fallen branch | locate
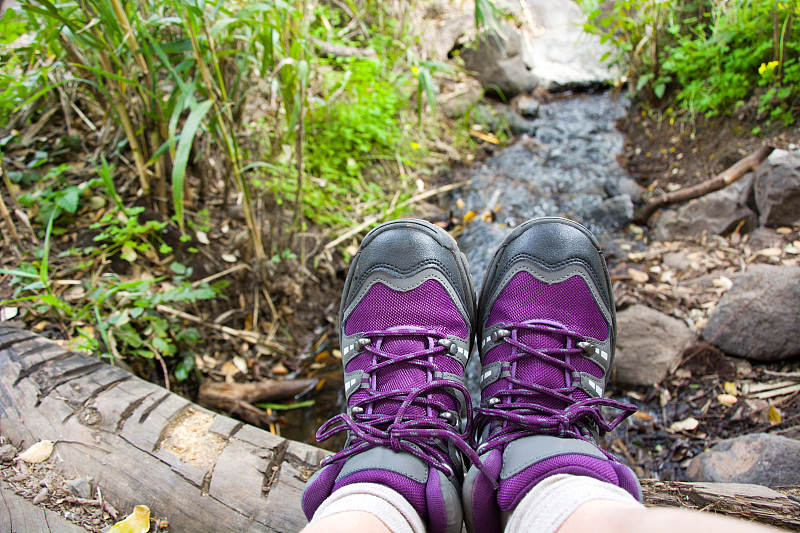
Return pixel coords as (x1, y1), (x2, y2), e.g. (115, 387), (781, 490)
(197, 379), (318, 429)
(634, 146), (774, 225)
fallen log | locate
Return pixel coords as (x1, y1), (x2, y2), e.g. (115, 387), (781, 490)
(197, 378), (318, 428)
(0, 326), (328, 533)
(0, 326), (798, 531)
(634, 145), (774, 225)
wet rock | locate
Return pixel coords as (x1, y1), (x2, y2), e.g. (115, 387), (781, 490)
(703, 264), (800, 361)
(583, 195), (633, 232)
(68, 477), (92, 499)
(652, 175), (756, 241)
(467, 103), (537, 137)
(605, 177), (645, 204)
(521, 0), (615, 90)
(754, 149), (800, 227)
(613, 305), (696, 386)
(0, 444), (16, 462)
(461, 24), (539, 98)
(686, 433), (800, 486)
(511, 94), (540, 119)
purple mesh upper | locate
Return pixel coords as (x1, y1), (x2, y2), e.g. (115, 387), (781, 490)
(333, 470), (427, 511)
(346, 280), (468, 416)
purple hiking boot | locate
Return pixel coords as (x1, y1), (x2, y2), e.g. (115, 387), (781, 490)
(463, 217), (641, 533)
(302, 219), (480, 533)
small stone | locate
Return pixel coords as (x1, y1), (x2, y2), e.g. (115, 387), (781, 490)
(686, 433), (800, 486)
(33, 486), (49, 504)
(68, 477), (92, 499)
(613, 305), (697, 386)
(0, 444), (17, 463)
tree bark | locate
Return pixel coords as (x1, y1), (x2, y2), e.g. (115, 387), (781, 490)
(634, 146), (774, 225)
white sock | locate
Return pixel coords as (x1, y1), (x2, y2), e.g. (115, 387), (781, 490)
(308, 482), (426, 533)
(504, 474), (643, 533)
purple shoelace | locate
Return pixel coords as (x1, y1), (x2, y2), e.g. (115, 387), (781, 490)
(474, 321), (637, 458)
(316, 326), (482, 477)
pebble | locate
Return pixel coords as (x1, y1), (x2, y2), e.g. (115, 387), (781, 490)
(68, 477), (92, 499)
(0, 444), (16, 463)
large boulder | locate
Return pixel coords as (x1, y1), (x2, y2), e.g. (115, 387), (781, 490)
(461, 23), (540, 98)
(754, 148), (800, 227)
(703, 264), (800, 361)
(520, 0), (616, 90)
(652, 174), (756, 241)
(686, 433), (800, 486)
(613, 305), (696, 386)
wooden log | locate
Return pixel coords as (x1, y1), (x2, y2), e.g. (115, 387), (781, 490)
(1, 326), (799, 531)
(634, 146), (774, 225)
(0, 326), (329, 533)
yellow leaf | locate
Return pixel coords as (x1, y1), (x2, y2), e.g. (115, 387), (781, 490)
(717, 393), (737, 406)
(108, 505), (150, 533)
(456, 198), (465, 210)
(463, 210), (476, 222)
(768, 406), (782, 425)
(723, 381), (737, 396)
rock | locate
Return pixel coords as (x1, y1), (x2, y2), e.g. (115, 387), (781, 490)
(511, 94), (540, 118)
(605, 176), (645, 204)
(68, 477), (92, 499)
(0, 444), (16, 463)
(613, 305), (696, 386)
(653, 174), (757, 241)
(754, 149), (800, 227)
(663, 250), (692, 271)
(686, 433), (800, 486)
(746, 227), (783, 250)
(461, 24), (540, 98)
(702, 264), (800, 361)
(520, 0), (616, 90)
(583, 195), (633, 232)
(427, 12), (474, 62)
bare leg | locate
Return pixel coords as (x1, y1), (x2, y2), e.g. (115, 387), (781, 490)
(301, 511), (392, 533)
(559, 500), (781, 533)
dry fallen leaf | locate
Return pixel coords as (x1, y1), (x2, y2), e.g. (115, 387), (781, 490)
(272, 362), (289, 375)
(627, 268), (649, 283)
(18, 440), (54, 463)
(669, 417), (699, 432)
(108, 505), (150, 533)
(768, 406), (782, 425)
(713, 276), (733, 291)
(717, 393), (738, 406)
(456, 198), (465, 210)
(221, 253), (238, 263)
(723, 381), (738, 396)
(776, 227), (793, 234)
(196, 230), (210, 245)
(463, 210), (476, 222)
(758, 247), (782, 257)
(633, 411), (654, 422)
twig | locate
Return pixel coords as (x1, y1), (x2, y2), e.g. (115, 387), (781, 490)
(751, 383), (800, 400)
(324, 179), (471, 250)
(156, 304), (289, 355)
(190, 263), (250, 288)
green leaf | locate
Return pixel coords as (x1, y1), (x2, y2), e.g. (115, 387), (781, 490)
(152, 336), (171, 354)
(256, 400), (315, 411)
(55, 187), (81, 214)
(172, 99), (214, 231)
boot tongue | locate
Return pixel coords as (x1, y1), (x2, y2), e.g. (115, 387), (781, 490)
(373, 326), (430, 417)
(513, 320), (572, 411)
